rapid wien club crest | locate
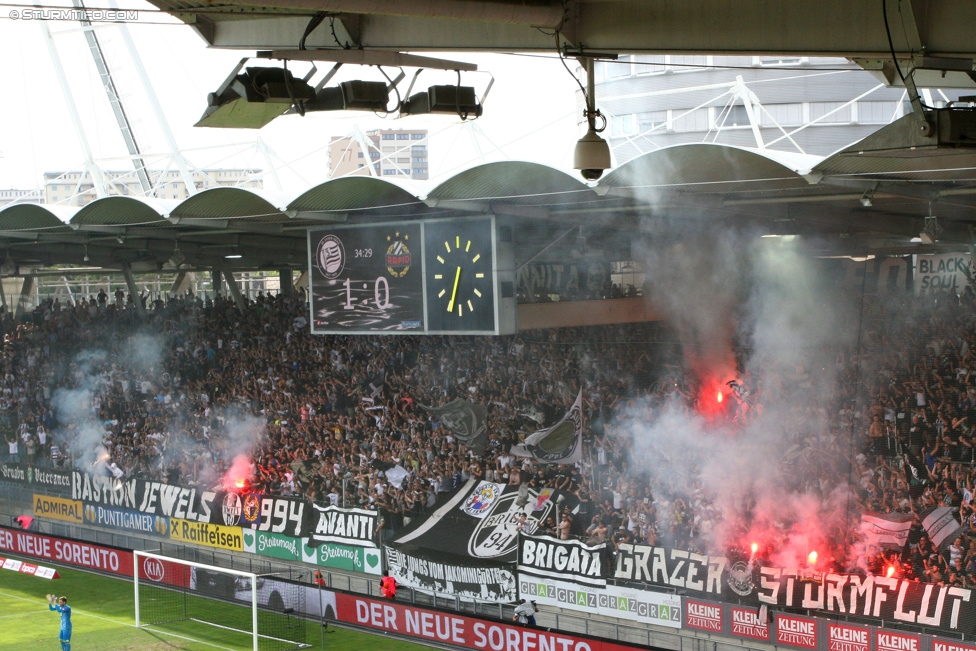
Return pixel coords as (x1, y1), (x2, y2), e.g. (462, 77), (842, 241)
(385, 231), (411, 278)
(467, 489), (556, 558)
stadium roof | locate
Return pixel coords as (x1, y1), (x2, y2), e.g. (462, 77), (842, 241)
(2, 142), (975, 273)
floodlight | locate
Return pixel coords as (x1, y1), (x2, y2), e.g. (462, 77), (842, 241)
(401, 85), (483, 118)
(196, 59), (315, 129)
(306, 80), (390, 112)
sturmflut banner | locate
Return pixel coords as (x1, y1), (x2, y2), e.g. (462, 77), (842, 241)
(614, 542), (976, 633)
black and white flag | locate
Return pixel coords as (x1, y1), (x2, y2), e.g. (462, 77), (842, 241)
(860, 511), (913, 550)
(510, 390), (583, 465)
(422, 399), (488, 455)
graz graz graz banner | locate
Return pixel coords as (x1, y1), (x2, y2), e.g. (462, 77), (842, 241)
(614, 543), (976, 634)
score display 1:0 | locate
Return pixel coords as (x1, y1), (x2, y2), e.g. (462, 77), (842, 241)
(338, 276), (392, 310)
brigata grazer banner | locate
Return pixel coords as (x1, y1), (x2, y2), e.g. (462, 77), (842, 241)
(614, 543), (976, 634)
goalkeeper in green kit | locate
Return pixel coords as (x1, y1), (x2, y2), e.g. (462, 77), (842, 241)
(47, 594), (72, 651)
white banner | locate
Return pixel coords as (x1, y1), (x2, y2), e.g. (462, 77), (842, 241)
(518, 574), (681, 629)
(914, 253), (973, 296)
(859, 512), (913, 549)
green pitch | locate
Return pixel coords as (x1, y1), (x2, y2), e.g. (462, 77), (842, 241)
(0, 561), (432, 651)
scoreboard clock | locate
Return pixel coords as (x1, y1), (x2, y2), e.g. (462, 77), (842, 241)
(309, 216), (510, 335)
(423, 217), (497, 333)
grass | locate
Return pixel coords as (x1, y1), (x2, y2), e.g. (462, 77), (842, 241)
(0, 559), (434, 651)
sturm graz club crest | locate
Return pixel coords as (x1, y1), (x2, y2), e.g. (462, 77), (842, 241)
(467, 489), (555, 558)
(221, 493), (242, 526)
(385, 231), (411, 278)
(727, 560), (755, 596)
(316, 234), (345, 280)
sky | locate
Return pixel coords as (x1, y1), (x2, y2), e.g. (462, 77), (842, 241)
(0, 1), (581, 196)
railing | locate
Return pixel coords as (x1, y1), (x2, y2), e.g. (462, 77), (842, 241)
(0, 481), (783, 651)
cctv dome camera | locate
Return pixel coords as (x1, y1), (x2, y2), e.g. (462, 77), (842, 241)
(573, 128), (611, 181)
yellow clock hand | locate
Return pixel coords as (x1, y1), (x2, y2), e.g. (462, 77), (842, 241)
(447, 266), (462, 313)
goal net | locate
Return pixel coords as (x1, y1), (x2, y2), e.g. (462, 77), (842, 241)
(134, 550), (308, 651)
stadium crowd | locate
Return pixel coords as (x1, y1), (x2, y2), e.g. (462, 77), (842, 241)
(2, 284), (976, 587)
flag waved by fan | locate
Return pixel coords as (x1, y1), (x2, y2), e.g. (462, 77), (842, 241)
(421, 399), (488, 455)
(510, 390), (583, 465)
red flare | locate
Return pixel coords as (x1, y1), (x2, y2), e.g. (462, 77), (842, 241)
(717, 391), (723, 403)
(750, 542), (759, 555)
(234, 478), (246, 490)
(886, 565), (896, 578)
(808, 551), (818, 565)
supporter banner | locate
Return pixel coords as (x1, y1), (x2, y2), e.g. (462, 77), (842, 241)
(392, 479), (560, 563)
(1, 555), (60, 578)
(829, 622), (870, 651)
(614, 543), (976, 633)
(334, 591), (647, 651)
(385, 545), (517, 602)
(0, 463), (71, 492)
(922, 507), (966, 549)
(860, 512), (913, 550)
(518, 535), (607, 588)
(511, 389), (583, 465)
(306, 504), (377, 548)
(519, 575), (680, 629)
(169, 518), (243, 552)
(517, 261), (611, 300)
(33, 494), (83, 524)
(242, 530), (300, 561)
(301, 538), (382, 575)
(236, 493), (304, 538)
(421, 399), (488, 455)
(915, 253), (973, 295)
(83, 503), (169, 536)
(71, 471), (218, 523)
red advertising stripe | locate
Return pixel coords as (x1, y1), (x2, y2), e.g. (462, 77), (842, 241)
(876, 631), (921, 651)
(685, 599), (722, 633)
(731, 606), (769, 641)
(933, 640), (976, 651)
(776, 614), (818, 649)
(828, 623), (869, 651)
(0, 526), (186, 587)
(333, 592), (645, 651)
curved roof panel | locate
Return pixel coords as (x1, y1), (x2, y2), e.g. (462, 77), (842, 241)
(428, 161), (593, 205)
(169, 187), (289, 221)
(288, 177), (422, 213)
(601, 143), (811, 194)
(70, 197), (169, 227)
(0, 204), (74, 231)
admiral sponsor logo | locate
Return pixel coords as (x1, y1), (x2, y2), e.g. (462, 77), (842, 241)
(731, 607), (769, 640)
(312, 505), (376, 545)
(1, 464), (25, 482)
(241, 494), (260, 526)
(170, 519), (243, 551)
(221, 493), (242, 526)
(777, 615), (817, 649)
(686, 600), (722, 632)
(520, 539), (602, 578)
(142, 557), (165, 582)
(461, 482), (503, 518)
(829, 624), (868, 651)
(614, 544), (727, 594)
(257, 496), (303, 536)
(33, 495), (83, 523)
(877, 632), (920, 651)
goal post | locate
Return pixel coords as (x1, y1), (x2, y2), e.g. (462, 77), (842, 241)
(133, 550), (308, 651)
